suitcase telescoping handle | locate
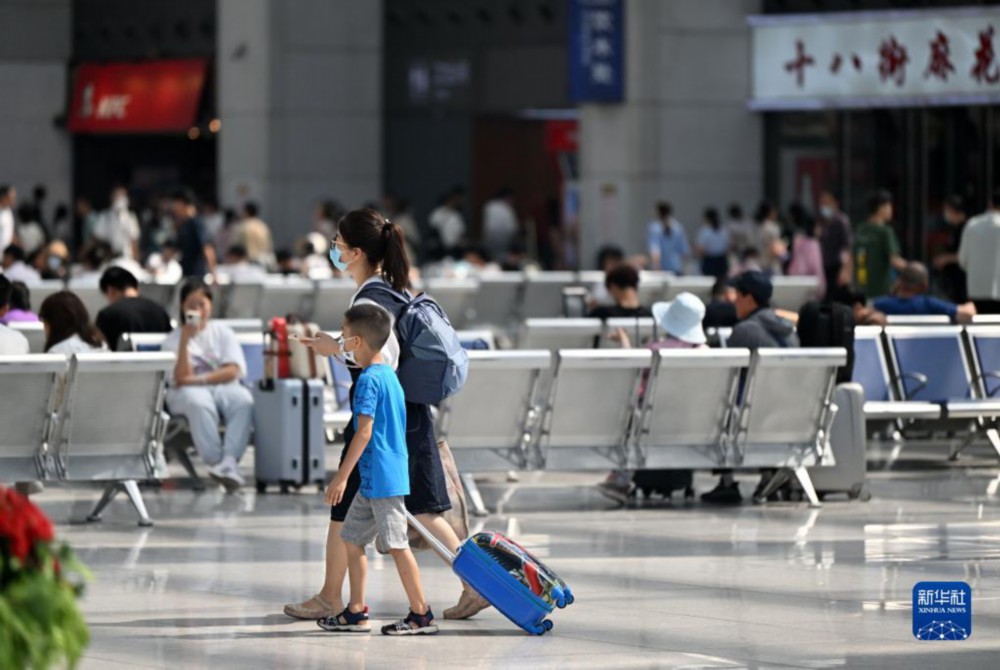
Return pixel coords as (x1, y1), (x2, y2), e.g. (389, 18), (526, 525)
(405, 511), (455, 566)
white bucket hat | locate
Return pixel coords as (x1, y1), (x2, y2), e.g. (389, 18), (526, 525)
(652, 292), (706, 345)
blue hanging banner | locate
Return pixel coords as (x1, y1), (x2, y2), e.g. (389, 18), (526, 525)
(568, 0), (625, 103)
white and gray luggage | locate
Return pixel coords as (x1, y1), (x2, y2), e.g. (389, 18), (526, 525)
(252, 378), (326, 493)
(807, 383), (870, 501)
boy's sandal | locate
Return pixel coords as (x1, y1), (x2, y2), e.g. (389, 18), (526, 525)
(381, 608), (439, 636)
(317, 607), (371, 633)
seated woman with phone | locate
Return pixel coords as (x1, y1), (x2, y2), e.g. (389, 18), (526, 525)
(162, 278), (253, 492)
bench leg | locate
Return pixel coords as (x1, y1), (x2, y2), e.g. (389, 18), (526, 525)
(793, 467), (822, 509)
(122, 480), (154, 527)
(461, 472), (489, 517)
(751, 468), (791, 504)
(86, 484), (121, 523)
(169, 444), (206, 491)
(987, 428), (1000, 460)
(949, 431), (978, 460)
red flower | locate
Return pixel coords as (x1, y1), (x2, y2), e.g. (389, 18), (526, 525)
(0, 485), (56, 562)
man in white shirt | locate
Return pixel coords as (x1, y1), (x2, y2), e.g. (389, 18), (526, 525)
(0, 276), (30, 354)
(482, 187), (518, 260)
(959, 188), (1000, 314)
(1, 245), (42, 285)
(429, 187), (466, 257)
(94, 187), (141, 260)
(0, 185), (17, 253)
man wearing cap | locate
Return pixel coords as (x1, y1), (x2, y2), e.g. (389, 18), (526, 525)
(727, 270), (799, 350)
(701, 270), (799, 505)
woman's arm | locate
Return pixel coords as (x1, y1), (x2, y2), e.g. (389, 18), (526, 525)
(173, 330), (194, 384)
(183, 363), (241, 387)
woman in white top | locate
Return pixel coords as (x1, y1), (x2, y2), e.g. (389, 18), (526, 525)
(284, 208), (482, 622)
(162, 279), (253, 493)
(39, 291), (105, 355)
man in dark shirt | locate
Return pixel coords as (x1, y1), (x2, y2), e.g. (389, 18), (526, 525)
(702, 271), (800, 506)
(172, 188), (216, 278)
(932, 195), (969, 304)
(96, 267), (172, 351)
(587, 264), (652, 320)
(817, 190), (852, 297)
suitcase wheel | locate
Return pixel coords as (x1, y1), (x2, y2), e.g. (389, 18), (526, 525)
(279, 481), (293, 494)
(255, 480), (267, 494)
(564, 593), (574, 606)
(542, 619), (553, 632)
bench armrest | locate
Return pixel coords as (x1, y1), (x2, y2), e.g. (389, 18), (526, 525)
(893, 372), (928, 400)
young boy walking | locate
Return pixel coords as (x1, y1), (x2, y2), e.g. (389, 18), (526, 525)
(317, 304), (438, 636)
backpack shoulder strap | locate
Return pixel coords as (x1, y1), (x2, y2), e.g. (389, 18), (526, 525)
(356, 281), (411, 311)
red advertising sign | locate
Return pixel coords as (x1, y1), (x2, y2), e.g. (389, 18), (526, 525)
(68, 59), (207, 134)
(544, 120), (579, 153)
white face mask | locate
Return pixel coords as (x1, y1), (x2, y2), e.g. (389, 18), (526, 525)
(113, 196), (128, 211)
(338, 334), (358, 365)
(819, 205), (835, 219)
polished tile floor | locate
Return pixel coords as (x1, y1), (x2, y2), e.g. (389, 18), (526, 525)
(30, 450), (1000, 670)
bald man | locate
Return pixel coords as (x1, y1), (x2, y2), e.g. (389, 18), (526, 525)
(873, 262), (976, 324)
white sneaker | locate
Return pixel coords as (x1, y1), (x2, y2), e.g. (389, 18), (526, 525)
(208, 460), (244, 493)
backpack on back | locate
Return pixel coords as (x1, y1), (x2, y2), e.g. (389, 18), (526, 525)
(357, 283), (469, 404)
(797, 301), (855, 384)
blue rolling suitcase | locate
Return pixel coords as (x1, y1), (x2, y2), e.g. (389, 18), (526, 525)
(407, 512), (574, 635)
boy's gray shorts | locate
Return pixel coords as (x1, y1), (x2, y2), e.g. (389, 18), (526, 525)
(340, 493), (409, 550)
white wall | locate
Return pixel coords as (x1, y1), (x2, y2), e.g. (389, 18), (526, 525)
(218, 0), (382, 249)
(0, 0), (72, 211)
(579, 0), (762, 268)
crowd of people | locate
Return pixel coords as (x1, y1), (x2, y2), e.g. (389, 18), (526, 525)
(0, 181), (562, 296)
(616, 187), (1000, 328)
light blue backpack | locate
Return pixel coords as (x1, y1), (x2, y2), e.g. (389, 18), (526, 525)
(357, 283), (469, 404)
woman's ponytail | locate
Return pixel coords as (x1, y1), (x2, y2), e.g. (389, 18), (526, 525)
(338, 208), (411, 292)
(380, 219), (410, 292)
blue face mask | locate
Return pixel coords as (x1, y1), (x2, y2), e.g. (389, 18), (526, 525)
(329, 244), (353, 272)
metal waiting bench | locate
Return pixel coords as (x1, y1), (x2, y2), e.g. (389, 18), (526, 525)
(312, 278), (359, 329)
(518, 318), (603, 350)
(537, 349), (651, 470)
(851, 326), (943, 427)
(437, 350), (551, 474)
(0, 354), (66, 481)
(883, 325), (1000, 459)
(637, 348), (748, 469)
(9, 321), (45, 353)
(732, 348), (844, 506)
(55, 353), (175, 527)
(423, 278), (479, 329)
(521, 272), (577, 319)
(884, 314), (952, 326)
(0, 352), (174, 527)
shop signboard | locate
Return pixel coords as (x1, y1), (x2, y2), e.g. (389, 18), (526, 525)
(751, 7), (1000, 109)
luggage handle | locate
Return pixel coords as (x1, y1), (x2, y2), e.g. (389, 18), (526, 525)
(405, 511), (455, 565)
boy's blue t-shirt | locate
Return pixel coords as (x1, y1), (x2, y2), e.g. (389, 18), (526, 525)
(352, 363), (409, 498)
(873, 294), (958, 320)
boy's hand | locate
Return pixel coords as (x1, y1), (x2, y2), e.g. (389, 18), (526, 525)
(325, 474), (348, 506)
